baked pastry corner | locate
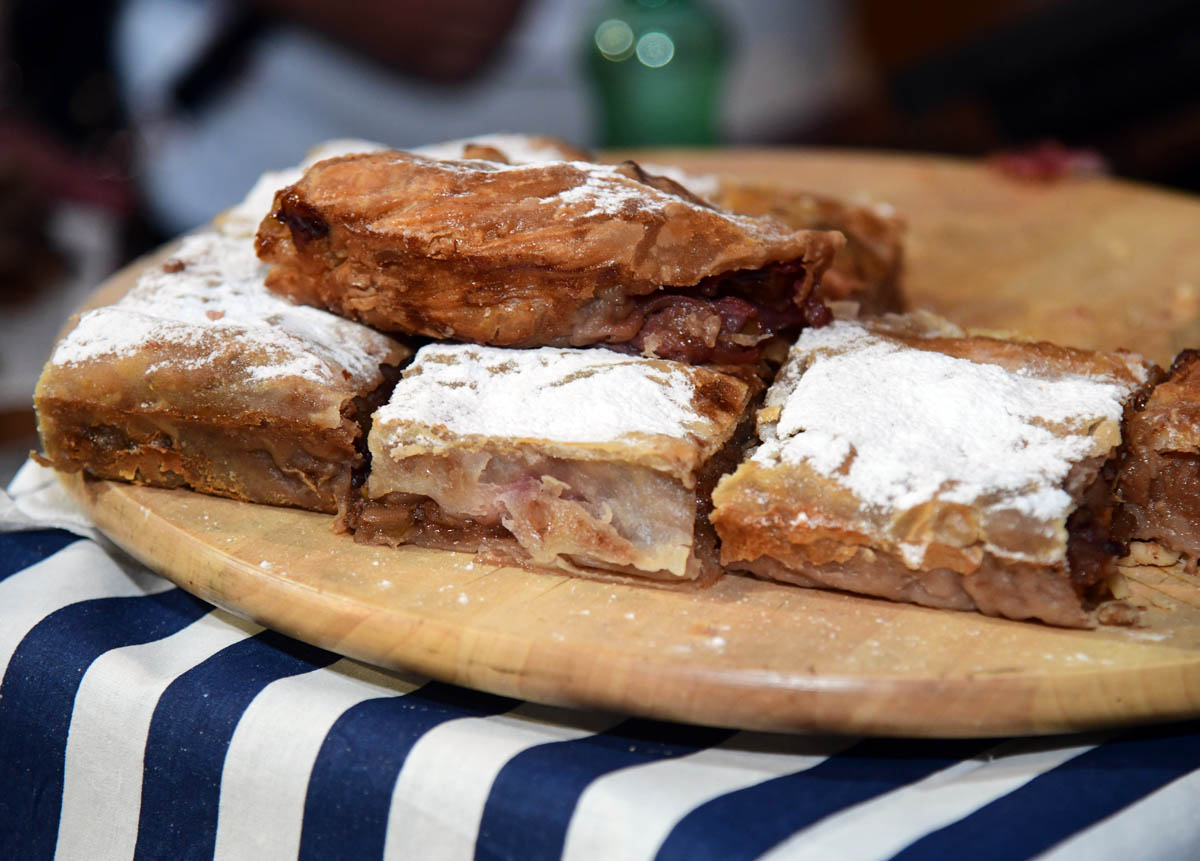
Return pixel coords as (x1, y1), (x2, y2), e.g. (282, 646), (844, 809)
(35, 230), (410, 514)
(255, 151), (843, 364)
(711, 313), (1155, 627)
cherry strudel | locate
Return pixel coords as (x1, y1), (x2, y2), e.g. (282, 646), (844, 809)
(255, 152), (843, 364)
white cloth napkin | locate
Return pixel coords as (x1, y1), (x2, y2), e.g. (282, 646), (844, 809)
(2, 460), (104, 540)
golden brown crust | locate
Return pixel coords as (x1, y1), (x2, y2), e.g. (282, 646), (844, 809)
(34, 303), (408, 514)
(36, 401), (359, 513)
(34, 317), (398, 428)
(711, 314), (1155, 627)
(35, 351), (404, 515)
(712, 458), (1109, 628)
(33, 230), (410, 515)
(710, 179), (905, 314)
(866, 313), (1153, 387)
(736, 551), (1090, 628)
(255, 152), (843, 356)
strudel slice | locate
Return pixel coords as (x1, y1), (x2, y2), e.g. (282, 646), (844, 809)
(352, 344), (755, 583)
(710, 313), (1154, 627)
(255, 152), (843, 364)
(1114, 350), (1200, 567)
(35, 231), (409, 514)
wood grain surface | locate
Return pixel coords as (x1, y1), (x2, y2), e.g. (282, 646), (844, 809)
(59, 149), (1200, 737)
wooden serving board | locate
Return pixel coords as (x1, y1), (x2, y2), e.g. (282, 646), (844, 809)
(61, 150), (1200, 738)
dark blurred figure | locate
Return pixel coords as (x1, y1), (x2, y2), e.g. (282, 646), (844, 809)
(1, 0), (530, 259)
(5, 1), (144, 218)
(6, 0), (1198, 246)
(821, 0), (1200, 191)
(112, 0), (568, 233)
(109, 0), (849, 233)
(1, 0), (134, 296)
(248, 0), (524, 83)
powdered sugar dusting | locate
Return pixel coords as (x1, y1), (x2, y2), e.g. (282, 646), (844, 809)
(554, 165), (666, 217)
(755, 321), (1139, 522)
(377, 344), (713, 445)
(405, 155), (716, 219)
(52, 231), (400, 385)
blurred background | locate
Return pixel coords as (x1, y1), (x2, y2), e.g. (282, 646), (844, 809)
(1, 0), (1199, 478)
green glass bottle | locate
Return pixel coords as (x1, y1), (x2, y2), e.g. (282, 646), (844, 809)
(584, 0), (728, 147)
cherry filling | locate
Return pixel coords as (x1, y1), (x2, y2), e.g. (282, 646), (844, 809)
(275, 191), (330, 249)
(625, 260), (830, 364)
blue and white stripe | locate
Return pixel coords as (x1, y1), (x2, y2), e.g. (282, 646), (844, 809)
(3, 526), (1200, 860)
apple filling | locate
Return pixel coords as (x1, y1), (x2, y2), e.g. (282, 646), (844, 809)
(35, 403), (360, 514)
(357, 448), (701, 580)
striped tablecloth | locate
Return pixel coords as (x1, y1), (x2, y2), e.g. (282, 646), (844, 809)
(3, 462), (1200, 861)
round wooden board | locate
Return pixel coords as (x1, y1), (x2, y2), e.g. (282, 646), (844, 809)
(60, 149), (1200, 738)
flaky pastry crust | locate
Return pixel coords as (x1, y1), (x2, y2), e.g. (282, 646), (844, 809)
(255, 152), (843, 362)
(35, 232), (410, 514)
(710, 180), (905, 314)
(712, 313), (1155, 627)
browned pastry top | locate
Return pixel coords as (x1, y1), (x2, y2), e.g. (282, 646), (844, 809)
(38, 231), (409, 428)
(714, 313), (1154, 573)
(255, 152), (843, 357)
(709, 179), (905, 313)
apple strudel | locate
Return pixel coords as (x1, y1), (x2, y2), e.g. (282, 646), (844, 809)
(351, 343), (755, 583)
(35, 230), (409, 514)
